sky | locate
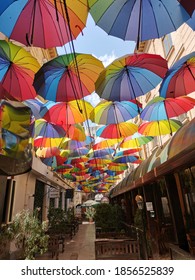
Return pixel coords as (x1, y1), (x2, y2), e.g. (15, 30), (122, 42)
(57, 15), (136, 108)
(57, 14), (135, 66)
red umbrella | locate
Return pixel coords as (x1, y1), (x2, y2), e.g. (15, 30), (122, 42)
(0, 1), (89, 48)
(95, 53), (168, 102)
(40, 100), (93, 126)
(96, 122), (138, 139)
(33, 53), (104, 102)
(141, 96), (195, 121)
(160, 52), (195, 98)
(0, 40), (40, 101)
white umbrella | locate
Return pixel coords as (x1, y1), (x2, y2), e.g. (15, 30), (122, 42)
(82, 200), (100, 207)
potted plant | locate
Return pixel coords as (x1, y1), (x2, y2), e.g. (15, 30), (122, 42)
(5, 209), (49, 260)
(85, 207), (96, 223)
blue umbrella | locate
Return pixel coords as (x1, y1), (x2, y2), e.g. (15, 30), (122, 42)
(95, 53), (168, 102)
(159, 52), (195, 98)
(187, 10), (195, 30)
(89, 0), (190, 45)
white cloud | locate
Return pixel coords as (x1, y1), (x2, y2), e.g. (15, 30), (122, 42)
(98, 50), (117, 66)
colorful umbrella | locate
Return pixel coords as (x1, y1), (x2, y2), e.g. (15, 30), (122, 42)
(30, 119), (66, 138)
(88, 148), (115, 158)
(108, 162), (128, 172)
(138, 119), (182, 137)
(95, 53), (168, 102)
(35, 147), (60, 158)
(96, 122), (138, 139)
(141, 96), (195, 121)
(88, 158), (111, 165)
(159, 52), (195, 98)
(40, 155), (66, 168)
(61, 137), (93, 150)
(90, 100), (141, 125)
(120, 132), (153, 149)
(33, 136), (69, 148)
(89, 0), (189, 44)
(0, 40), (40, 101)
(114, 148), (141, 157)
(92, 138), (119, 150)
(63, 124), (86, 141)
(23, 98), (45, 119)
(53, 164), (73, 173)
(0, 0), (88, 48)
(68, 147), (89, 158)
(40, 100), (93, 126)
(33, 53), (104, 102)
(113, 155), (141, 164)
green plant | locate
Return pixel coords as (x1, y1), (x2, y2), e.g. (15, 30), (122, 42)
(6, 209), (49, 260)
(94, 203), (125, 231)
(85, 207), (96, 220)
(48, 207), (66, 232)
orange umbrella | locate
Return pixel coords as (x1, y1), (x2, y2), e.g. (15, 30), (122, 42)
(40, 100), (93, 126)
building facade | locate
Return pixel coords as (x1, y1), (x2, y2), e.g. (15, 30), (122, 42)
(110, 22), (195, 258)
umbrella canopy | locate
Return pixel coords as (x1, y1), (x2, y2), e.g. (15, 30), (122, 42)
(88, 0), (189, 44)
(96, 122), (138, 139)
(108, 162), (128, 172)
(33, 136), (69, 148)
(138, 119), (182, 136)
(40, 155), (66, 168)
(95, 53), (168, 102)
(91, 100), (141, 125)
(120, 132), (153, 149)
(0, 40), (40, 101)
(40, 100), (93, 126)
(23, 98), (45, 119)
(0, 0), (88, 48)
(92, 138), (119, 150)
(30, 119), (66, 138)
(68, 147), (89, 158)
(178, 0), (195, 16)
(88, 148), (115, 158)
(63, 123), (86, 141)
(34, 53), (104, 102)
(140, 96), (195, 121)
(159, 52), (195, 98)
(115, 148), (141, 157)
(113, 155), (141, 164)
(35, 147), (60, 158)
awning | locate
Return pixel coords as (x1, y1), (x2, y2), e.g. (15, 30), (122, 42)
(110, 117), (195, 197)
(168, 117), (195, 158)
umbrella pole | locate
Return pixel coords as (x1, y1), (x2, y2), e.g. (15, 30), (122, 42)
(186, 63), (195, 80)
(135, 138), (142, 159)
(167, 119), (173, 136)
(125, 67), (141, 114)
(26, 0), (37, 46)
(157, 121), (163, 148)
(135, 0), (142, 51)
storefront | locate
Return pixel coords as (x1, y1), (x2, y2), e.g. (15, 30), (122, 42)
(110, 118), (195, 257)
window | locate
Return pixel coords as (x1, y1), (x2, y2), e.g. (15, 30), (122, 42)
(179, 166), (195, 229)
(162, 34), (173, 57)
(2, 179), (15, 223)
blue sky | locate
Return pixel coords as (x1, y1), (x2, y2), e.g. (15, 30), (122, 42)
(57, 15), (136, 109)
(57, 14), (135, 66)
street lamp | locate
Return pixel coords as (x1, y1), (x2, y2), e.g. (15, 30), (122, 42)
(135, 194), (148, 259)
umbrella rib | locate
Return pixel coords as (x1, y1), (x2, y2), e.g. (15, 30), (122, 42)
(136, 0), (142, 50)
(125, 66), (141, 114)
